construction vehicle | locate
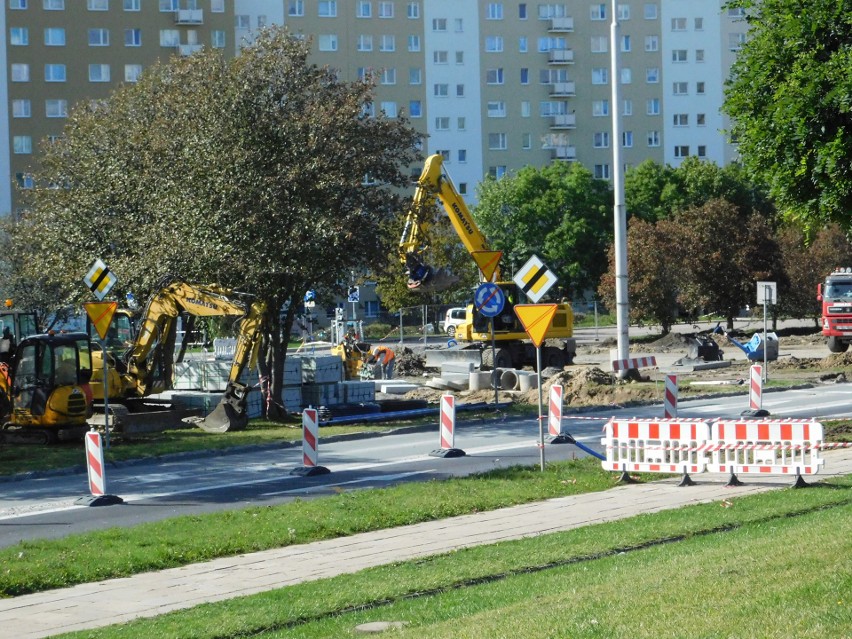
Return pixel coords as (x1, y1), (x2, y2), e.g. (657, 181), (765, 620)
(817, 267), (852, 353)
(0, 331), (93, 444)
(331, 328), (373, 380)
(398, 154), (576, 369)
(89, 275), (267, 434)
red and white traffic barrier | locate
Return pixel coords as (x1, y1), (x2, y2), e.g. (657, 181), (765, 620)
(430, 394), (465, 458)
(611, 356), (657, 372)
(76, 431), (123, 506)
(749, 364), (763, 410)
(602, 419), (711, 480)
(291, 408), (330, 476)
(548, 385), (563, 437)
(663, 374), (678, 418)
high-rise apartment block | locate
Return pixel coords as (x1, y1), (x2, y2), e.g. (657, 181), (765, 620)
(0, 1), (747, 215)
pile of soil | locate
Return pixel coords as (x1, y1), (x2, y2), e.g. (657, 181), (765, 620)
(818, 351), (852, 369)
(394, 347), (428, 376)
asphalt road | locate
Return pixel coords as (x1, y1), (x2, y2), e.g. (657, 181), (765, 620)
(0, 381), (848, 549)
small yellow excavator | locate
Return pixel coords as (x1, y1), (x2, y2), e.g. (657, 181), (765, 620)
(89, 275), (267, 434)
(0, 331), (93, 444)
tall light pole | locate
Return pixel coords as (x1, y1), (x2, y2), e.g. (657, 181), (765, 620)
(610, 0), (630, 372)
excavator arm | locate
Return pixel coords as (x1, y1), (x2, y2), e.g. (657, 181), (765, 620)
(399, 154), (497, 293)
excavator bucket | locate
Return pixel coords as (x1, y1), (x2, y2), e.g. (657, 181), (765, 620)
(407, 267), (459, 294)
(189, 381), (250, 433)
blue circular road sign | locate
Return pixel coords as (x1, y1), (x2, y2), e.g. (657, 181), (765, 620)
(474, 282), (505, 318)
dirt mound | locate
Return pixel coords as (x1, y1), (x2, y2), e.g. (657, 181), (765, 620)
(647, 332), (690, 351)
(771, 355), (820, 370)
(519, 366), (617, 406)
(395, 347), (427, 376)
(818, 351), (852, 369)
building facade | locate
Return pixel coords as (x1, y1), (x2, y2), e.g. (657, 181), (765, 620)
(0, 0), (748, 215)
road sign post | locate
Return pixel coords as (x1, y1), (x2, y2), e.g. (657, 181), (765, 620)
(757, 281), (777, 383)
(475, 283), (506, 410)
(84, 299), (118, 449)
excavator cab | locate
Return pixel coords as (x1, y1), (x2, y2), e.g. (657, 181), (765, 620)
(1, 332), (93, 444)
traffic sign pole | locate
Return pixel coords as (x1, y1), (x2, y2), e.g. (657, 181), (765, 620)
(536, 346), (545, 471)
(101, 337), (110, 449)
(490, 318), (498, 409)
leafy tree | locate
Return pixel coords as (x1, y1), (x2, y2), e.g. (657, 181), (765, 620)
(624, 159), (676, 222)
(724, 0), (852, 231)
(473, 162), (612, 299)
(4, 28), (421, 413)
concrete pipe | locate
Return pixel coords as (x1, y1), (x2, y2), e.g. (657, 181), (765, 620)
(469, 371), (492, 391)
(500, 369), (520, 391)
(517, 371), (539, 392)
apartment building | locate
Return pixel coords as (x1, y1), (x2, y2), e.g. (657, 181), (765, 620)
(0, 1), (748, 216)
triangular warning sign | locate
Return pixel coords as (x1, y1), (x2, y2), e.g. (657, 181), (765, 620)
(84, 301), (118, 340)
(471, 250), (502, 283)
(513, 304), (557, 348)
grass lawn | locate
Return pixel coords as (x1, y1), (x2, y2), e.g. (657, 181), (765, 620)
(54, 475), (852, 639)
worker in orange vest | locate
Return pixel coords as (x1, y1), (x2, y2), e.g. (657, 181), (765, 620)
(368, 345), (396, 379)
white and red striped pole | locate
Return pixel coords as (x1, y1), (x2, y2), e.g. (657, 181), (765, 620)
(548, 385), (563, 437)
(430, 394), (465, 457)
(76, 431), (123, 507)
(749, 364), (763, 410)
(664, 374), (678, 418)
(291, 408), (330, 476)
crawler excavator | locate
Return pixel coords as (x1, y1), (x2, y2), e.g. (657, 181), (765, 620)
(89, 275), (267, 434)
(399, 154), (576, 370)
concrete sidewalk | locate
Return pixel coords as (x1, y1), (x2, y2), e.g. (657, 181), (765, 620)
(1, 449), (850, 639)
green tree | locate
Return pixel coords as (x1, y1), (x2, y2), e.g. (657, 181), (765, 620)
(473, 162), (612, 298)
(5, 29), (421, 413)
(724, 0), (852, 231)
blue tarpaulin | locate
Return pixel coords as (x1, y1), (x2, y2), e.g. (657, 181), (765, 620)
(726, 332), (778, 361)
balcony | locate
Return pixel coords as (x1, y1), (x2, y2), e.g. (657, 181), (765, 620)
(178, 43), (203, 56)
(550, 113), (576, 129)
(175, 9), (203, 24)
(548, 49), (574, 64)
(548, 17), (574, 32)
(553, 146), (577, 161)
(549, 81), (576, 97)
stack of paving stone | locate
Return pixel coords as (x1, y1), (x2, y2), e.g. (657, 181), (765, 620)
(299, 355), (345, 408)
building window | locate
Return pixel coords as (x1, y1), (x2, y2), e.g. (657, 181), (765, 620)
(487, 2), (503, 19)
(45, 63), (66, 82)
(694, 17), (704, 30)
(672, 49), (687, 63)
(433, 50), (448, 64)
(380, 101), (397, 117)
(89, 63), (110, 82)
(13, 136), (32, 154)
(671, 17), (687, 31)
(408, 35), (420, 51)
(12, 99), (31, 118)
(646, 68), (659, 83)
(488, 166), (507, 179)
(486, 68), (504, 84)
(211, 30), (225, 48)
(622, 99), (633, 116)
(44, 27), (65, 47)
(590, 36), (608, 53)
(288, 0), (304, 16)
(318, 34), (338, 51)
(673, 113), (688, 126)
(522, 133), (532, 149)
(357, 1), (371, 18)
(592, 68), (608, 85)
(378, 1), (393, 17)
(407, 1), (419, 19)
(644, 3), (657, 19)
(379, 35), (395, 51)
(124, 28), (141, 46)
(488, 133), (507, 150)
(592, 100), (609, 116)
(519, 36), (528, 52)
(45, 0), (65, 6)
(622, 131), (633, 147)
(697, 145), (707, 158)
(458, 149), (467, 163)
(621, 35), (631, 52)
(435, 117), (450, 130)
(454, 18), (463, 31)
(160, 29), (179, 46)
(594, 164), (610, 179)
(10, 27), (28, 45)
(456, 50), (465, 64)
(16, 173), (34, 189)
(380, 67), (395, 84)
(728, 7), (746, 18)
(646, 98), (660, 115)
(485, 36), (504, 52)
(593, 132), (610, 148)
(674, 145), (689, 158)
(618, 4), (630, 19)
(88, 0), (108, 9)
(621, 68), (632, 84)
(673, 81), (688, 95)
(9, 0), (26, 8)
(159, 0), (177, 9)
(408, 67), (421, 84)
(519, 3), (527, 19)
(729, 33), (747, 50)
(45, 99), (67, 117)
(235, 14), (249, 29)
(122, 0), (138, 7)
(487, 101), (507, 117)
(645, 35), (658, 51)
(647, 131), (660, 147)
(318, 1), (337, 17)
(696, 49), (705, 63)
(432, 18), (446, 31)
(456, 83), (464, 96)
(434, 83), (448, 97)
(590, 3), (605, 20)
(696, 81), (706, 95)
(697, 113), (706, 126)
(408, 100), (421, 117)
(88, 28), (109, 46)
(210, 0), (223, 12)
(457, 117), (466, 130)
(125, 64), (142, 82)
(11, 63), (29, 82)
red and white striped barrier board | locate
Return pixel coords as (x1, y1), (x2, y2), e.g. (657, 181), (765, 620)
(302, 408), (320, 468)
(548, 385), (563, 437)
(707, 420), (824, 476)
(85, 431), (106, 497)
(440, 394), (456, 450)
(602, 419), (710, 475)
(611, 356), (657, 372)
(749, 364), (762, 410)
(664, 374), (678, 418)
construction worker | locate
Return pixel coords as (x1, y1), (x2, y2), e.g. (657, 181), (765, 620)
(368, 345), (396, 380)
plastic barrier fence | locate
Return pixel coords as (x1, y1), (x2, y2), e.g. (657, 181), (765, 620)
(602, 419), (710, 476)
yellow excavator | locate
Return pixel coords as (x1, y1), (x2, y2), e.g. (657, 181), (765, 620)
(89, 275), (267, 434)
(399, 154), (576, 369)
(0, 331), (93, 444)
